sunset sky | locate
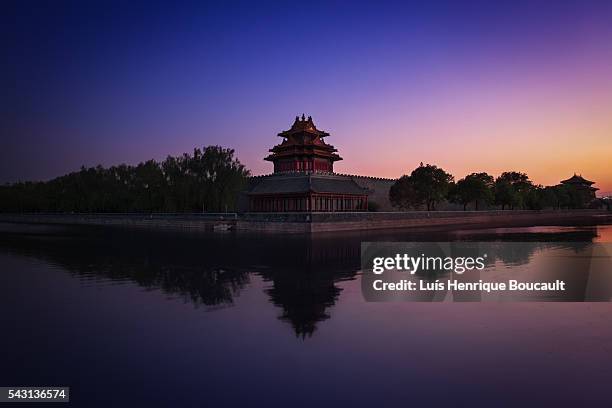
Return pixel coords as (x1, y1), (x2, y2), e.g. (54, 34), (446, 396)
(2, 1), (611, 194)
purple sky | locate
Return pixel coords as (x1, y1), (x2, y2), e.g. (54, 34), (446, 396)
(2, 1), (611, 193)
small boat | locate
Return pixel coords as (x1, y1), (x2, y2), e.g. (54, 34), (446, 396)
(213, 223), (233, 232)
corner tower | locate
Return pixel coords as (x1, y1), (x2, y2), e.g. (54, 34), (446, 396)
(265, 115), (342, 173)
(244, 115), (369, 212)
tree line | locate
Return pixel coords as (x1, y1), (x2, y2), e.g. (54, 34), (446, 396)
(0, 146), (249, 213)
(389, 163), (599, 211)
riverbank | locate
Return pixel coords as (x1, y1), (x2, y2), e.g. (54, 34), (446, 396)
(0, 210), (610, 233)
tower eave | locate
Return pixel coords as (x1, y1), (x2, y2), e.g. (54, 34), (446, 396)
(277, 130), (330, 138)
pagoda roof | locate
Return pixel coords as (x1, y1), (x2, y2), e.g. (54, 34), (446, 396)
(560, 174), (595, 185)
(247, 173), (368, 196)
(264, 147), (342, 162)
(278, 114), (330, 138)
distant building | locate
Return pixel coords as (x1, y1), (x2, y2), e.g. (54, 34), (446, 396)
(560, 174), (598, 199)
(558, 174), (599, 208)
(242, 115), (395, 212)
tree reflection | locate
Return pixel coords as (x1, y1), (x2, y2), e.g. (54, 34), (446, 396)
(0, 223), (604, 337)
(0, 225), (360, 337)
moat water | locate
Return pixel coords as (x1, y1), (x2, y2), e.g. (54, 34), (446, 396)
(1, 223), (612, 407)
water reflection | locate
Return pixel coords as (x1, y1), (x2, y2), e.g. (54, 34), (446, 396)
(0, 225), (362, 337)
(0, 223), (609, 337)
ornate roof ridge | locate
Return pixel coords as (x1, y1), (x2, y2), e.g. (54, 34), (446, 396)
(249, 172), (397, 181)
(560, 173), (595, 185)
(277, 114), (330, 137)
(334, 172), (397, 181)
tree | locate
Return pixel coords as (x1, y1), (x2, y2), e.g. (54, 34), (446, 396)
(494, 172), (533, 210)
(389, 175), (419, 210)
(449, 172), (494, 210)
(524, 185), (545, 210)
(541, 186), (561, 209)
(410, 163), (454, 211)
(390, 163), (453, 211)
(191, 146), (250, 212)
(0, 145), (250, 213)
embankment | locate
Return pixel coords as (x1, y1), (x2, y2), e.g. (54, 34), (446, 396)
(0, 210), (610, 233)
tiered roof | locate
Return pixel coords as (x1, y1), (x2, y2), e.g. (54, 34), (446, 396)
(561, 174), (598, 190)
(561, 174), (595, 185)
(248, 173), (368, 196)
(265, 115), (342, 163)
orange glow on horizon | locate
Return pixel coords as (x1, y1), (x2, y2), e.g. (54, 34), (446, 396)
(248, 73), (612, 195)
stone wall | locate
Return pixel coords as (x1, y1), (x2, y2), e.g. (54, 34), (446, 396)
(0, 213), (237, 232)
(344, 174), (396, 211)
(306, 210), (608, 232)
(2, 210), (609, 234)
(236, 210), (610, 233)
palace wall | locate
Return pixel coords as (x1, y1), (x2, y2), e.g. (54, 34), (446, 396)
(1, 210), (609, 234)
(235, 210), (610, 233)
(341, 174), (396, 211)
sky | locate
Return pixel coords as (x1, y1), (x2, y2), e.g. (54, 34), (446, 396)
(2, 0), (611, 194)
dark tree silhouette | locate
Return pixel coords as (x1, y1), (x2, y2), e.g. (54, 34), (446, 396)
(549, 183), (595, 209)
(389, 175), (419, 210)
(390, 163), (453, 211)
(0, 146), (250, 213)
(494, 171), (533, 210)
(449, 172), (494, 210)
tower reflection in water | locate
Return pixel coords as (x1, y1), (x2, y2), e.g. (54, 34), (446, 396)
(0, 224), (610, 337)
